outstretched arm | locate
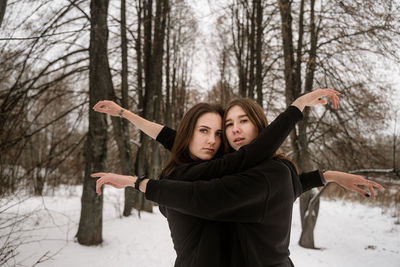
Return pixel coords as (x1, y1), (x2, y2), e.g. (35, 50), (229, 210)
(322, 171), (384, 198)
(280, 159), (384, 197)
(92, 168), (270, 223)
(162, 89), (341, 182)
(93, 100), (163, 140)
(91, 168), (383, 221)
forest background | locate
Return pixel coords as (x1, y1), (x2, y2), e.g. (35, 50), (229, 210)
(0, 0), (399, 265)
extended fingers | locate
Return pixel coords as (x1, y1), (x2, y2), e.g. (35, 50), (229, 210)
(91, 172), (108, 178)
(316, 88), (340, 96)
(352, 185), (369, 197)
(93, 106), (111, 113)
(96, 178), (105, 195)
(354, 177), (384, 198)
(324, 88), (340, 95)
(324, 92), (340, 109)
(93, 100), (109, 110)
(315, 89), (340, 109)
(365, 182), (375, 198)
(370, 181), (384, 189)
(365, 180), (384, 198)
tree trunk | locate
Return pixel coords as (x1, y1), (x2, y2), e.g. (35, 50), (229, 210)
(122, 0), (145, 216)
(300, 183), (332, 248)
(134, 0), (169, 214)
(165, 7), (171, 127)
(278, 0), (296, 105)
(298, 0), (320, 248)
(138, 0), (154, 213)
(0, 0), (7, 28)
(255, 0), (263, 106)
(247, 1), (256, 100)
(299, 189), (319, 248)
(149, 0), (168, 183)
(104, 0), (137, 217)
(76, 0), (111, 245)
(278, 0), (321, 249)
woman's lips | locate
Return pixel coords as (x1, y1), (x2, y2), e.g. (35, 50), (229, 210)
(234, 138), (245, 144)
(203, 148), (215, 153)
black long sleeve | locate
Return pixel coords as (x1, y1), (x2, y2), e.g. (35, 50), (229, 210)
(145, 159), (323, 223)
(158, 106), (304, 182)
(280, 158), (324, 195)
(156, 126), (176, 151)
(299, 170), (324, 192)
(146, 163), (270, 223)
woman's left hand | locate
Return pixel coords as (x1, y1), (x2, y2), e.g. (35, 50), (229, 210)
(323, 171), (384, 198)
(91, 172), (136, 195)
(93, 100), (123, 117)
(291, 88), (340, 111)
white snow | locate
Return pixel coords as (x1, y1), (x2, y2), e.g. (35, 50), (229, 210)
(1, 185), (399, 267)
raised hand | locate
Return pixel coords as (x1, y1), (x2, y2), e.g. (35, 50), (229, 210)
(323, 171), (384, 198)
(93, 100), (123, 117)
(291, 88), (340, 111)
(91, 172), (136, 195)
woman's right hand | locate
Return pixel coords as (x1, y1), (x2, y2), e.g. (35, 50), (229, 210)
(91, 172), (136, 195)
(323, 171), (384, 198)
(93, 100), (123, 117)
(291, 88), (340, 111)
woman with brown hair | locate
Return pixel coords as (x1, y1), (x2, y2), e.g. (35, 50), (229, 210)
(92, 89), (382, 266)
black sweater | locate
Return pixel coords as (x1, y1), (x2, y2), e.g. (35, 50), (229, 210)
(149, 106), (323, 266)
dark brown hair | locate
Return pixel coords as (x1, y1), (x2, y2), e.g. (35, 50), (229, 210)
(159, 103), (225, 179)
(223, 98), (294, 163)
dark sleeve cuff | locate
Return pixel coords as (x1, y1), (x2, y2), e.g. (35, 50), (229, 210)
(299, 170), (324, 193)
(156, 126), (176, 151)
(145, 179), (161, 203)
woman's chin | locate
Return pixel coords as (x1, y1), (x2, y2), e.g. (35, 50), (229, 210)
(199, 154), (214, 161)
(229, 143), (241, 151)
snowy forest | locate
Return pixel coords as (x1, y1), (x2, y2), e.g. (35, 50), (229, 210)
(1, 0), (399, 266)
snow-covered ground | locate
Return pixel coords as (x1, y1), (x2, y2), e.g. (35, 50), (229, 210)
(1, 185), (399, 267)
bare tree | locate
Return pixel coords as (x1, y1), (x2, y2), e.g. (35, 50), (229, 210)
(276, 0), (400, 248)
(0, 0), (90, 195)
(164, 0), (197, 128)
(76, 0), (112, 245)
(207, 0), (400, 249)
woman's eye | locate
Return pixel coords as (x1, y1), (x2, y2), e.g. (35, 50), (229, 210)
(240, 119), (248, 124)
(216, 132), (222, 137)
(225, 123), (232, 128)
(200, 129), (208, 133)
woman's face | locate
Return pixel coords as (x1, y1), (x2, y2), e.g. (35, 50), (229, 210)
(225, 105), (258, 151)
(189, 112), (222, 160)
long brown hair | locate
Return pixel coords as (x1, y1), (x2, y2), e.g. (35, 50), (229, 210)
(159, 103), (225, 179)
(223, 98), (294, 164)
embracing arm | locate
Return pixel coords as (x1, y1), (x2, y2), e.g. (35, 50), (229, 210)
(141, 168), (381, 223)
(90, 169), (268, 223)
(155, 105), (302, 160)
(159, 89), (340, 181)
(155, 89), (340, 153)
(166, 106), (303, 182)
(145, 167), (270, 223)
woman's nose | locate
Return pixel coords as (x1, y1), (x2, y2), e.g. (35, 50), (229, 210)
(207, 134), (216, 145)
(232, 123), (240, 133)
